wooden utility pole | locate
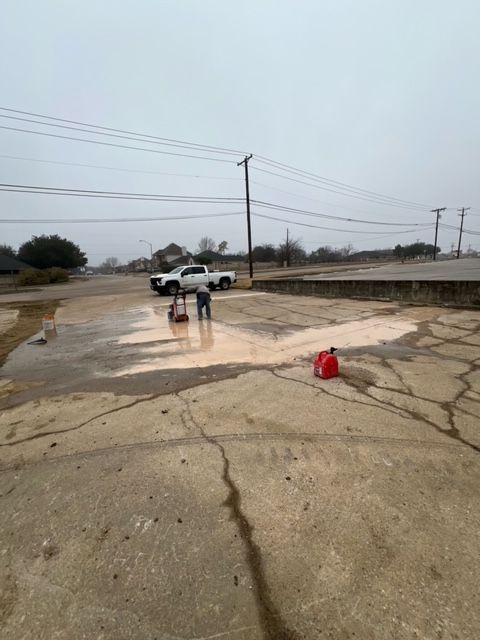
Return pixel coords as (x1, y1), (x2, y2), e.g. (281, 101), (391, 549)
(456, 207), (470, 259)
(237, 154), (253, 278)
(286, 228), (289, 267)
(431, 208), (446, 261)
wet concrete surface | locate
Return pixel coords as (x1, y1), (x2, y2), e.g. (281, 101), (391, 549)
(0, 302), (416, 402)
(1, 289), (480, 639)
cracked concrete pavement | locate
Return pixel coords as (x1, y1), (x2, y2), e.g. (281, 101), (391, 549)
(1, 284), (480, 639)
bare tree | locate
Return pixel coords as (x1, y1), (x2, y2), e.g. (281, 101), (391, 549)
(197, 237), (217, 253)
(217, 240), (228, 255)
(101, 256), (120, 273)
(340, 243), (354, 257)
(276, 237), (306, 267)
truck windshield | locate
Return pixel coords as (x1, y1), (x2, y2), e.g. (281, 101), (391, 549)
(168, 267), (184, 274)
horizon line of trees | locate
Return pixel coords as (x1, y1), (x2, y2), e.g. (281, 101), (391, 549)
(1, 236), (452, 273)
(393, 242), (440, 259)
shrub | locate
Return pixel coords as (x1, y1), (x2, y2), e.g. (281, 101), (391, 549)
(16, 269), (50, 286)
(46, 267), (69, 283)
(16, 267), (69, 286)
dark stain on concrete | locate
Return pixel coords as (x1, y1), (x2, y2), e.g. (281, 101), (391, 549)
(0, 363), (262, 411)
(0, 571), (18, 624)
(179, 397), (300, 640)
(240, 321), (296, 336)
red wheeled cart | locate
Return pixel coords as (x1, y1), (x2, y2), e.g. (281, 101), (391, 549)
(168, 289), (189, 322)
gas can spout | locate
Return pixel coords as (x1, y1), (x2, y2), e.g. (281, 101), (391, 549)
(329, 347), (338, 354)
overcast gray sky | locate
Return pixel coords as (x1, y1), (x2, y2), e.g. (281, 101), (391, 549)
(1, 0), (479, 265)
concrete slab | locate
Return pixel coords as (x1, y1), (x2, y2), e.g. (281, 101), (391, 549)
(1, 289), (480, 639)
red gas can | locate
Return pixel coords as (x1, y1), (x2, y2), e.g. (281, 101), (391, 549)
(313, 347), (339, 379)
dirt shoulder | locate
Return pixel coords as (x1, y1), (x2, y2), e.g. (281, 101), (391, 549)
(0, 300), (60, 367)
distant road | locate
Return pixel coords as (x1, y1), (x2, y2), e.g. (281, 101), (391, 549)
(303, 258), (480, 281)
(3, 259), (477, 305)
(0, 274), (149, 303)
(239, 262), (388, 279)
(0, 263), (387, 303)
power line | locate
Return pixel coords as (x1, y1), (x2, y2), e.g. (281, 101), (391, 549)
(0, 179), (432, 229)
(0, 188), (244, 203)
(3, 106), (467, 220)
(0, 107), (440, 212)
(302, 229), (432, 245)
(249, 165), (430, 212)
(440, 223), (480, 236)
(251, 199), (433, 227)
(251, 211), (434, 235)
(0, 211), (244, 224)
(0, 104), (430, 210)
(0, 106), (248, 156)
(250, 179), (401, 216)
(0, 114), (241, 158)
(0, 182), (244, 202)
(0, 125), (236, 164)
(251, 179), (447, 226)
(254, 155), (431, 209)
(0, 154), (242, 180)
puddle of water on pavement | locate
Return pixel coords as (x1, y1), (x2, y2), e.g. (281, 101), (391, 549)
(114, 307), (417, 376)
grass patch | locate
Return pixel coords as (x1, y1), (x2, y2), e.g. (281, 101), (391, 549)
(0, 300), (61, 367)
(232, 279), (252, 290)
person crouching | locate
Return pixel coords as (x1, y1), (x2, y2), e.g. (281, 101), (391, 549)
(196, 284), (212, 320)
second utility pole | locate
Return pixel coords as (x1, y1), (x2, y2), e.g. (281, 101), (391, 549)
(431, 207), (446, 261)
(456, 207), (470, 259)
(237, 154), (253, 278)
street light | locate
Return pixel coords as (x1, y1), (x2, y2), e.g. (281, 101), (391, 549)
(139, 240), (153, 272)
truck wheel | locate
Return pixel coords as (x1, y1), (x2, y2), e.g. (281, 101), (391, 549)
(219, 278), (230, 290)
(166, 282), (179, 295)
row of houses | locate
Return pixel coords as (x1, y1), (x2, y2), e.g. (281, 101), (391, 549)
(127, 243), (230, 272)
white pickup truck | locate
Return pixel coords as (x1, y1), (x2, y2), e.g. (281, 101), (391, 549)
(150, 265), (237, 295)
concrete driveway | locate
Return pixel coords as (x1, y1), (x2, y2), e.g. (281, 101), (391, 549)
(1, 289), (479, 639)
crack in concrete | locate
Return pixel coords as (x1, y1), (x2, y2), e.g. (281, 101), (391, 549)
(271, 369), (410, 421)
(0, 394), (159, 448)
(179, 395), (300, 640)
(272, 365), (480, 454)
